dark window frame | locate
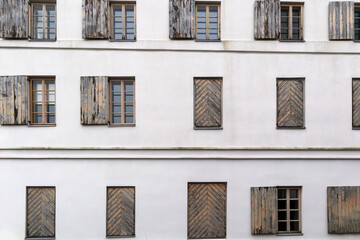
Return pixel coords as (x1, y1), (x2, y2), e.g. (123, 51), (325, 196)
(280, 3), (304, 41)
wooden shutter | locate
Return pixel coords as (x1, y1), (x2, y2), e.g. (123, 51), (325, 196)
(0, 0), (3, 38)
(107, 187), (135, 237)
(80, 76), (109, 125)
(194, 78), (222, 128)
(1, 0), (29, 39)
(353, 79), (360, 128)
(82, 0), (109, 39)
(27, 187), (56, 238)
(188, 183), (226, 239)
(328, 186), (360, 234)
(251, 187), (277, 235)
(277, 79), (304, 128)
(169, 0), (195, 39)
(254, 0), (280, 40)
(329, 1), (354, 40)
(0, 76), (29, 125)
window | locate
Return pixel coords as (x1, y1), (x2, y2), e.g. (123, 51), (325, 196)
(30, 2), (56, 40)
(280, 3), (303, 41)
(30, 78), (56, 125)
(196, 3), (220, 40)
(110, 79), (135, 125)
(355, 6), (360, 40)
(277, 187), (302, 233)
(110, 3), (136, 40)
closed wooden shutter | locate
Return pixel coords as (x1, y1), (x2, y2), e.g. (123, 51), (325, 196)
(82, 0), (109, 39)
(188, 183), (226, 239)
(169, 0), (195, 39)
(254, 0), (280, 40)
(251, 187), (277, 234)
(27, 187), (56, 238)
(328, 186), (360, 234)
(80, 76), (109, 125)
(194, 78), (222, 128)
(107, 187), (135, 237)
(1, 0), (29, 39)
(0, 76), (29, 125)
(277, 79), (304, 128)
(329, 1), (354, 40)
(0, 0), (3, 38)
(353, 79), (360, 127)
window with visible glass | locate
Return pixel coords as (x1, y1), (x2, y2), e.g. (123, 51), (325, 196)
(111, 4), (136, 40)
(355, 6), (360, 40)
(280, 4), (303, 41)
(110, 79), (135, 125)
(31, 78), (56, 125)
(31, 3), (56, 40)
(196, 4), (220, 40)
(277, 187), (302, 233)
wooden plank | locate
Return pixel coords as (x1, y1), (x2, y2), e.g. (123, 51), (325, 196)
(329, 1), (354, 40)
(353, 80), (360, 127)
(328, 186), (360, 234)
(0, 0), (3, 38)
(254, 0), (280, 40)
(251, 187), (277, 235)
(188, 183), (226, 239)
(82, 0), (109, 39)
(2, 0), (29, 39)
(169, 0), (195, 39)
(107, 187), (135, 237)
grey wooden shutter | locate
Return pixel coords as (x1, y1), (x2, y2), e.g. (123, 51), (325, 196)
(82, 0), (109, 39)
(0, 0), (3, 38)
(251, 187), (277, 235)
(254, 0), (280, 40)
(1, 0), (29, 39)
(353, 79), (360, 127)
(80, 76), (109, 125)
(0, 76), (29, 125)
(169, 0), (195, 39)
(329, 1), (354, 40)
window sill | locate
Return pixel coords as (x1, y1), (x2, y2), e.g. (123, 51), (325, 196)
(279, 40), (305, 42)
(106, 236), (135, 238)
(194, 126), (223, 130)
(109, 39), (136, 42)
(276, 126), (305, 130)
(195, 39), (221, 42)
(108, 124), (136, 127)
(276, 233), (303, 236)
(29, 39), (57, 42)
(28, 124), (56, 127)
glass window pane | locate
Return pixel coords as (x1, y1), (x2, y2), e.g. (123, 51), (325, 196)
(45, 81), (55, 90)
(126, 22), (134, 28)
(209, 23), (218, 29)
(33, 92), (42, 101)
(124, 81), (133, 91)
(197, 33), (206, 40)
(125, 103), (133, 113)
(278, 189), (286, 199)
(115, 22), (122, 28)
(48, 22), (56, 28)
(278, 211), (287, 220)
(355, 8), (360, 18)
(33, 103), (42, 112)
(34, 4), (43, 16)
(197, 22), (206, 28)
(46, 113), (55, 123)
(112, 103), (121, 113)
(197, 17), (206, 23)
(125, 114), (133, 123)
(290, 200), (298, 209)
(292, 7), (300, 17)
(112, 81), (121, 91)
(125, 92), (133, 102)
(209, 6), (218, 17)
(46, 5), (55, 16)
(278, 200), (287, 209)
(113, 5), (122, 16)
(46, 103), (55, 113)
(125, 5), (134, 17)
(290, 222), (299, 231)
(290, 189), (298, 198)
(32, 81), (42, 90)
(126, 28), (135, 34)
(281, 7), (289, 17)
(278, 222), (287, 231)
(209, 34), (218, 40)
(115, 29), (122, 34)
(46, 92), (55, 101)
(112, 92), (121, 102)
(209, 29), (218, 34)
(115, 33), (122, 39)
(112, 114), (121, 124)
(197, 6), (206, 17)
(209, 17), (218, 23)
(290, 211), (299, 220)
(126, 33), (135, 40)
(34, 114), (42, 123)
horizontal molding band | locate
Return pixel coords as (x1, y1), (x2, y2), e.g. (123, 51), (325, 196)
(2, 147), (360, 150)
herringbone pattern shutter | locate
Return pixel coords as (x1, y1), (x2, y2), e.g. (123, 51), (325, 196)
(328, 186), (360, 234)
(188, 183), (226, 239)
(80, 76), (109, 125)
(277, 79), (304, 128)
(353, 79), (360, 127)
(254, 0), (280, 40)
(27, 187), (56, 238)
(169, 0), (195, 39)
(194, 78), (222, 128)
(329, 1), (354, 40)
(251, 187), (277, 235)
(1, 0), (29, 39)
(82, 0), (109, 39)
(107, 187), (135, 237)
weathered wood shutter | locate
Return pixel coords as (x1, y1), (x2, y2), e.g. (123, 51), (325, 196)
(0, 76), (29, 125)
(107, 187), (135, 237)
(169, 0), (195, 39)
(328, 186), (360, 234)
(188, 183), (226, 239)
(277, 79), (304, 128)
(254, 0), (280, 40)
(251, 187), (277, 235)
(0, 0), (3, 38)
(27, 187), (56, 238)
(82, 0), (109, 39)
(1, 0), (29, 39)
(194, 78), (222, 128)
(329, 1), (354, 40)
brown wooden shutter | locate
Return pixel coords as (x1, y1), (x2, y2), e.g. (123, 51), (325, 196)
(107, 187), (135, 237)
(328, 186), (360, 234)
(169, 0), (195, 39)
(80, 76), (109, 125)
(82, 0), (109, 39)
(194, 78), (222, 128)
(251, 187), (277, 235)
(353, 79), (360, 128)
(1, 0), (29, 39)
(27, 187), (56, 238)
(188, 183), (226, 239)
(0, 76), (29, 125)
(329, 1), (354, 40)
(254, 0), (280, 40)
(277, 79), (304, 128)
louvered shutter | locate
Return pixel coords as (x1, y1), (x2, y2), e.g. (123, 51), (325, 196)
(254, 0), (280, 40)
(82, 0), (109, 39)
(353, 79), (360, 127)
(2, 0), (29, 39)
(329, 1), (354, 40)
(169, 0), (195, 39)
(80, 76), (109, 125)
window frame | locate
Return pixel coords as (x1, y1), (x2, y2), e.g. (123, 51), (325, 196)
(280, 3), (304, 41)
(29, 1), (57, 41)
(277, 187), (302, 234)
(110, 2), (136, 41)
(195, 3), (221, 41)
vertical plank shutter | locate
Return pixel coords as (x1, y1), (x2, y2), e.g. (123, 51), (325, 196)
(353, 80), (360, 127)
(328, 186), (360, 234)
(27, 187), (56, 238)
(0, 0), (3, 38)
(188, 183), (226, 239)
(0, 76), (29, 125)
(169, 0), (195, 39)
(107, 187), (135, 237)
(251, 187), (277, 235)
(194, 78), (222, 128)
(254, 0), (280, 40)
(2, 0), (29, 39)
(82, 0), (109, 39)
(80, 76), (109, 125)
(329, 1), (354, 40)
